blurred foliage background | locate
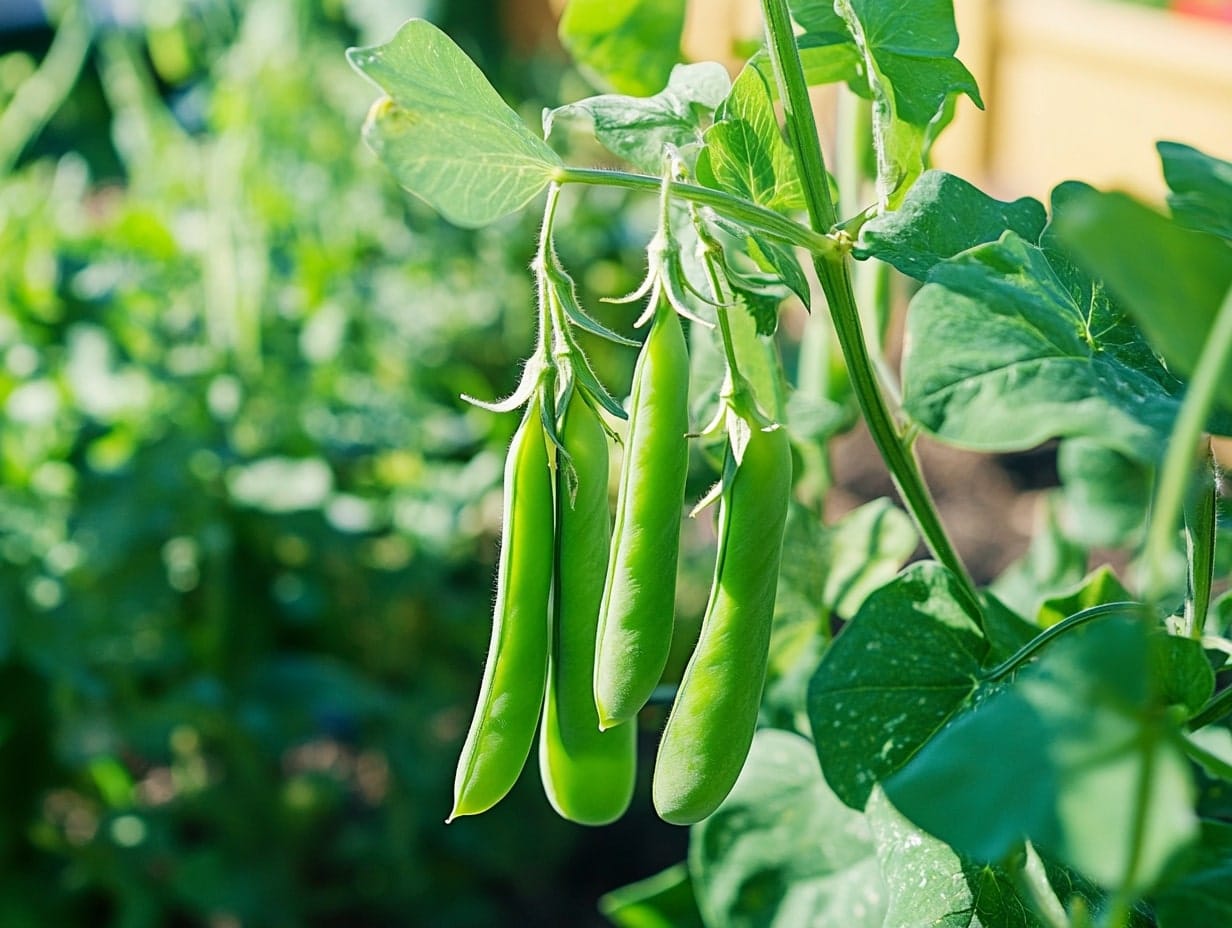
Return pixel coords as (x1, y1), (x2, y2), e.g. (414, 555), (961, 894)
(0, 1), (686, 924)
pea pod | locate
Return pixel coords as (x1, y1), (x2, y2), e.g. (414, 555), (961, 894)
(652, 410), (792, 825)
(539, 390), (637, 825)
(594, 301), (691, 728)
(449, 400), (554, 821)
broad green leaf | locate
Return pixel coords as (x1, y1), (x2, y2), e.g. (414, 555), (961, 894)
(1151, 633), (1215, 717)
(832, 0), (982, 206)
(808, 562), (986, 809)
(690, 729), (886, 928)
(559, 0), (686, 97)
(1159, 141), (1232, 242)
(989, 495), (1087, 623)
(795, 34), (864, 89)
(1048, 186), (1232, 411)
(544, 62), (730, 174)
(348, 20), (562, 227)
(901, 232), (1184, 462)
(1037, 566), (1132, 629)
(885, 617), (1199, 892)
(790, 0), (850, 33)
(1057, 438), (1150, 548)
(699, 66), (804, 214)
(868, 790), (1081, 928)
(866, 788), (986, 928)
(980, 593), (1040, 664)
(855, 171), (1046, 280)
(1152, 821), (1232, 928)
(599, 863), (706, 928)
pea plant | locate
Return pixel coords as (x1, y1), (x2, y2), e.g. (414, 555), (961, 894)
(348, 0), (1232, 925)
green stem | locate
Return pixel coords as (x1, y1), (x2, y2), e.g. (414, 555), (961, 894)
(1145, 285), (1232, 606)
(691, 212), (744, 384)
(0, 0), (93, 175)
(982, 602), (1149, 682)
(534, 184), (564, 368)
(1105, 725), (1159, 928)
(555, 166), (836, 256)
(759, 0), (837, 231)
(758, 0), (979, 609)
(1184, 446), (1218, 640)
(1188, 685), (1232, 731)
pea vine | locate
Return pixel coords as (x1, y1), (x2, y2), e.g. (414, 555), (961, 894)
(349, 2), (1232, 926)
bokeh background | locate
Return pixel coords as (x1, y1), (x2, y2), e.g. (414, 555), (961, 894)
(0, 1), (686, 925)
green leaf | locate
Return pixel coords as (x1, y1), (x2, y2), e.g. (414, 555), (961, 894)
(1037, 566), (1132, 629)
(746, 233), (811, 308)
(808, 562), (986, 809)
(733, 284), (783, 338)
(832, 0), (982, 206)
(599, 863), (706, 928)
(544, 62), (730, 174)
(1057, 438), (1151, 548)
(705, 214), (811, 309)
(690, 729), (887, 928)
(791, 0), (850, 33)
(795, 33), (865, 89)
(348, 20), (563, 228)
(868, 790), (1073, 928)
(866, 788), (987, 928)
(1048, 186), (1232, 411)
(1153, 821), (1232, 928)
(559, 0), (686, 97)
(989, 495), (1087, 624)
(699, 66), (804, 214)
(855, 171), (1046, 280)
(1158, 141), (1232, 242)
(979, 593), (1041, 664)
(901, 232), (1185, 462)
(1151, 633), (1215, 718)
(884, 617), (1199, 892)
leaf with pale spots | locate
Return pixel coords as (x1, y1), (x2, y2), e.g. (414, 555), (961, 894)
(690, 729), (888, 927)
(808, 562), (987, 810)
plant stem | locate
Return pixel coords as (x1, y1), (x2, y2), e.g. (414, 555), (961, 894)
(555, 166), (836, 256)
(1184, 447), (1218, 640)
(1145, 285), (1232, 607)
(982, 602), (1149, 682)
(757, 0), (979, 609)
(691, 212), (745, 384)
(1188, 685), (1232, 731)
(0, 0), (93, 175)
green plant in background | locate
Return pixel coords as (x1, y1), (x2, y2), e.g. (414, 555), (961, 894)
(351, 0), (1232, 925)
(1, 0), (683, 925)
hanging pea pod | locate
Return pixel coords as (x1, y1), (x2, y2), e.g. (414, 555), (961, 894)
(593, 299), (691, 728)
(539, 388), (637, 825)
(653, 399), (792, 825)
(449, 399), (555, 821)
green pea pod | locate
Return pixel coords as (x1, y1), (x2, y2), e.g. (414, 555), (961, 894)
(594, 302), (691, 728)
(652, 412), (792, 825)
(449, 400), (554, 821)
(539, 390), (637, 825)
